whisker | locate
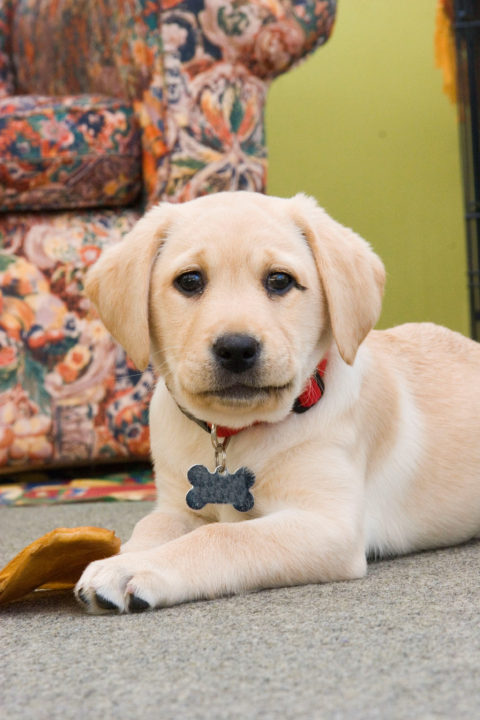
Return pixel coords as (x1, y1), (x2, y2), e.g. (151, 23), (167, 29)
(149, 345), (183, 358)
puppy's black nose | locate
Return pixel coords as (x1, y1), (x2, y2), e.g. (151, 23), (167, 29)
(212, 333), (260, 374)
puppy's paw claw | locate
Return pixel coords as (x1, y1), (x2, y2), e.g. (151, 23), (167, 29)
(127, 594), (151, 613)
(76, 588), (90, 607)
(95, 592), (121, 612)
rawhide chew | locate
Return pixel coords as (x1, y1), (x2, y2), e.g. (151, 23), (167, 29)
(0, 526), (121, 605)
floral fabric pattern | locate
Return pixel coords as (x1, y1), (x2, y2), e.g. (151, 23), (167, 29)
(164, 62), (268, 199)
(0, 0), (336, 473)
(0, 209), (159, 469)
(0, 0), (13, 97)
(0, 95), (142, 211)
(11, 0), (169, 205)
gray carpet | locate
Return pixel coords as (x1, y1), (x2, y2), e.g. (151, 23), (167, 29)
(1, 501), (479, 720)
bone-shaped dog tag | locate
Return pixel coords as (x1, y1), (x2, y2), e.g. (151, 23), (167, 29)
(186, 465), (255, 512)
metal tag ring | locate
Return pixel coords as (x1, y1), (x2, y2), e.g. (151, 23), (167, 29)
(210, 425), (231, 473)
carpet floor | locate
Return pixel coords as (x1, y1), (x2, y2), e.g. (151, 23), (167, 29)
(1, 501), (479, 720)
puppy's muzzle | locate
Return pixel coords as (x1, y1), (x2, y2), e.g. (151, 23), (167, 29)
(212, 333), (260, 374)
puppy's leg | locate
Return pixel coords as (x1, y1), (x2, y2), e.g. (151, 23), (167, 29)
(120, 510), (207, 553)
(75, 508), (366, 614)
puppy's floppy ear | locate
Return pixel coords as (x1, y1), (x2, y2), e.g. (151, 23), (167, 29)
(84, 203), (174, 371)
(289, 194), (385, 365)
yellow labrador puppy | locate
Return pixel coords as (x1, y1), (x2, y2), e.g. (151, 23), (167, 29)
(75, 192), (480, 614)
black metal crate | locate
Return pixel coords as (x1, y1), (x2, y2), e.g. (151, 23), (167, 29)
(454, 0), (480, 338)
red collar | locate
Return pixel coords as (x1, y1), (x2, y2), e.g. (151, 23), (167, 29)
(180, 358), (327, 439)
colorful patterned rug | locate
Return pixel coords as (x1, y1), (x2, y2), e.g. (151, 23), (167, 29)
(0, 465), (156, 506)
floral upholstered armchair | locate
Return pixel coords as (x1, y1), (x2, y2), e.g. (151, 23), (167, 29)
(0, 0), (336, 475)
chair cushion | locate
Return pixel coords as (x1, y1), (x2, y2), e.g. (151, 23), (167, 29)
(0, 95), (142, 212)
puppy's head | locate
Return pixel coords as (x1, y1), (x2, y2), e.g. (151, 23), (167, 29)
(85, 192), (385, 427)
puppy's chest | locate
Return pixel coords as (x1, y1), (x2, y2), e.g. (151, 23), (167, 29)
(202, 502), (259, 523)
(156, 404), (315, 520)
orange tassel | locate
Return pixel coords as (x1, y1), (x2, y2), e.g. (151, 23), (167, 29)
(435, 0), (457, 104)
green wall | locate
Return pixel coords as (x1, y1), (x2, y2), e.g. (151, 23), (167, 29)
(266, 0), (469, 335)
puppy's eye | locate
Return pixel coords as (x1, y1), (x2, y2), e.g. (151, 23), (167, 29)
(174, 271), (205, 296)
(265, 272), (295, 296)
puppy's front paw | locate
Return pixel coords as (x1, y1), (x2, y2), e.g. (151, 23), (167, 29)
(75, 552), (175, 614)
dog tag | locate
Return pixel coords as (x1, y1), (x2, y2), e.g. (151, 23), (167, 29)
(186, 465), (255, 512)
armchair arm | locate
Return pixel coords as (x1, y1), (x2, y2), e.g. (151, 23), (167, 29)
(199, 0), (337, 79)
(152, 0), (337, 203)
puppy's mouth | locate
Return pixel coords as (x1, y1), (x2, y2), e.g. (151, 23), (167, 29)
(201, 382), (292, 404)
